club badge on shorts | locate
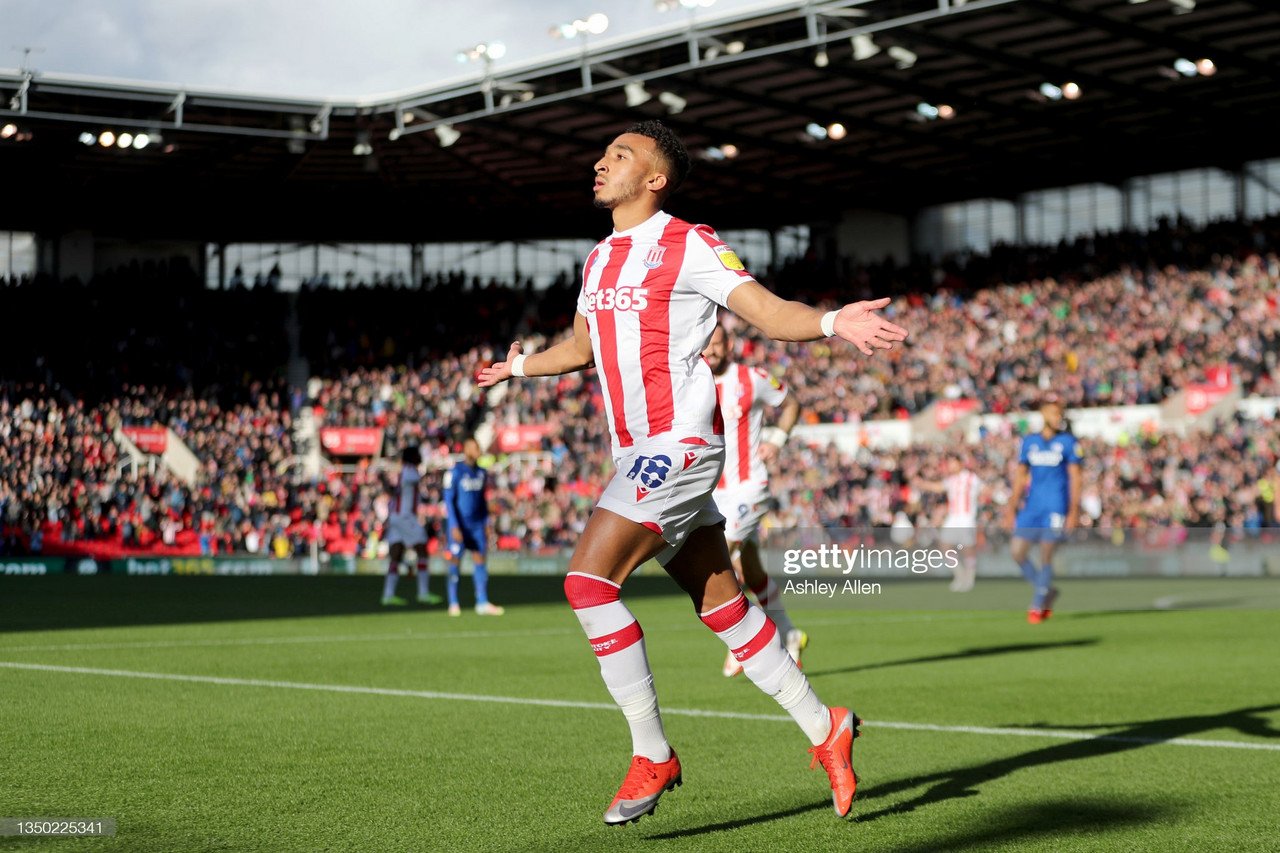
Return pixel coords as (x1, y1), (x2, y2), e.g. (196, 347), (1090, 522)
(626, 453), (672, 501)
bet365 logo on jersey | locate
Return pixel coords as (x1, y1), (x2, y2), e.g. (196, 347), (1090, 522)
(584, 287), (649, 312)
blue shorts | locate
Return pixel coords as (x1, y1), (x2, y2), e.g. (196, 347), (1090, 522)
(447, 522), (487, 557)
(1014, 509), (1067, 543)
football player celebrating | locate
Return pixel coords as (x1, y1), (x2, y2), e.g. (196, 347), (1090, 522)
(478, 121), (907, 825)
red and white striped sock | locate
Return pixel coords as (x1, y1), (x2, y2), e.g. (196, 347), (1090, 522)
(701, 593), (830, 745)
(565, 571), (670, 762)
(749, 577), (797, 638)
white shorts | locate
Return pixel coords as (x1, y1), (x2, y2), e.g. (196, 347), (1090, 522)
(938, 516), (977, 548)
(713, 480), (771, 543)
(384, 515), (427, 547)
(596, 434), (726, 566)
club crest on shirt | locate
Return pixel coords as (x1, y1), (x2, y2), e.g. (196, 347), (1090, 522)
(642, 245), (667, 269)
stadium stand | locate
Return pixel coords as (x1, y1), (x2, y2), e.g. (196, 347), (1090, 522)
(2, 217), (1277, 560)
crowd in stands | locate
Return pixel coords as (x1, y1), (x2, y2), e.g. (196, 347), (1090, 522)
(765, 411), (1280, 536)
(1, 215), (1277, 559)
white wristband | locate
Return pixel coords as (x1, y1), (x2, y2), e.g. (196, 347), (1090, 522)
(510, 353), (528, 377)
(820, 310), (839, 337)
(761, 426), (788, 449)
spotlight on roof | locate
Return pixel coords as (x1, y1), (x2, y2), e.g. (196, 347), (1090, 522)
(624, 81), (652, 107)
(916, 102), (940, 120)
(1195, 57), (1216, 76)
(79, 131), (96, 145)
(550, 13), (608, 38)
(887, 45), (916, 70)
(1173, 57), (1198, 76)
(1039, 82), (1064, 100)
(117, 132), (134, 148)
(827, 122), (847, 140)
(805, 122), (828, 140)
(132, 132), (150, 149)
(1169, 0), (1195, 13)
(851, 34), (880, 61)
(657, 91), (687, 115)
(352, 129), (373, 156)
(814, 49), (829, 68)
(98, 130), (115, 147)
(435, 124), (461, 148)
(721, 143), (738, 159)
(937, 104), (956, 119)
(703, 38), (741, 60)
(1062, 81), (1081, 100)
(458, 41), (507, 63)
(0, 123), (16, 139)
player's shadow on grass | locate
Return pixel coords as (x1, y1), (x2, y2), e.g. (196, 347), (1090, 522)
(0, 575), (684, 633)
(874, 799), (1169, 853)
(643, 800), (831, 840)
(643, 794), (1165, 846)
(802, 638), (1098, 679)
(852, 703), (1280, 824)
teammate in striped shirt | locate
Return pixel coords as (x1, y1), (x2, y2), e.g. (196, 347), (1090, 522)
(477, 121), (908, 825)
(702, 324), (807, 676)
(917, 456), (982, 592)
(379, 445), (440, 606)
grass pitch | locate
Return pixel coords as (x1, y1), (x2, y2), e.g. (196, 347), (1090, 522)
(2, 575), (1278, 852)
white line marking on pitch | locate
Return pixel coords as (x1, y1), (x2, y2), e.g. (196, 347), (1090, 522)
(2, 661), (1277, 753)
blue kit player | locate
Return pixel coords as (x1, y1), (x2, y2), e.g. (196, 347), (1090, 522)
(1003, 399), (1081, 623)
(443, 437), (504, 616)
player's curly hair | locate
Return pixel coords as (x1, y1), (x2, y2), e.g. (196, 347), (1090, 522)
(625, 120), (691, 194)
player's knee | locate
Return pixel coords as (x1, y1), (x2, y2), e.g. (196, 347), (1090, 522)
(564, 571), (621, 608)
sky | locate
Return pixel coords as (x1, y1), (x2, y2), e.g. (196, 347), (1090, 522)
(2, 0), (770, 98)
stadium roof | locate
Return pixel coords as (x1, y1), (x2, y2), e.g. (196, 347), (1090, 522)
(2, 0), (1278, 243)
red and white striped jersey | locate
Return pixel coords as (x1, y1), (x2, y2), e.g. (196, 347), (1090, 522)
(944, 471), (981, 522)
(577, 211), (753, 455)
(390, 465), (421, 519)
(714, 363), (788, 488)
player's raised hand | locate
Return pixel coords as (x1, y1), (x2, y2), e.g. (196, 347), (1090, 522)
(477, 341), (523, 387)
(833, 298), (909, 356)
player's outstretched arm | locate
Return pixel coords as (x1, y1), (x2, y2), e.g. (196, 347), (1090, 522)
(1004, 464), (1029, 531)
(1066, 462), (1082, 531)
(725, 280), (909, 353)
(477, 312), (596, 387)
(759, 391), (801, 465)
